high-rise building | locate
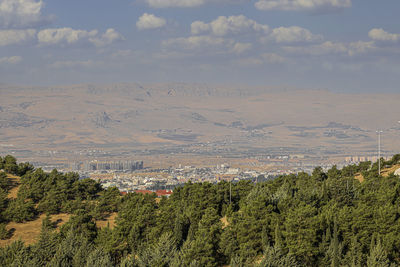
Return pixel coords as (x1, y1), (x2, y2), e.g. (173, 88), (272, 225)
(77, 160), (144, 171)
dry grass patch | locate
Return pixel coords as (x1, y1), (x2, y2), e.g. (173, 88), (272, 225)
(96, 212), (117, 229)
(0, 213), (70, 247)
(6, 174), (20, 199)
(355, 173), (364, 183)
(381, 164), (400, 177)
(354, 164), (400, 183)
(221, 216), (229, 229)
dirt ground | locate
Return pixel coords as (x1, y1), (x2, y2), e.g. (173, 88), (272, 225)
(0, 213), (71, 247)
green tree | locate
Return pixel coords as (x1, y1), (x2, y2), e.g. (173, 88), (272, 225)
(49, 230), (94, 267)
(95, 225), (126, 264)
(284, 204), (319, 265)
(32, 226), (60, 265)
(3, 156), (18, 175)
(115, 193), (157, 252)
(85, 248), (113, 267)
(60, 212), (98, 241)
(258, 244), (299, 267)
(367, 237), (389, 267)
(16, 162), (34, 177)
(0, 223), (9, 240)
(0, 172), (9, 191)
(180, 207), (223, 267)
(0, 240), (25, 266)
(137, 232), (177, 267)
(330, 221), (341, 267)
(5, 198), (37, 223)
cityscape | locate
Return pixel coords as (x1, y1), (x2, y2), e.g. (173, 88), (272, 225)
(34, 153), (389, 194)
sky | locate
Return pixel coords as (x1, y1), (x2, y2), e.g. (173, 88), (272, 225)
(0, 0), (399, 92)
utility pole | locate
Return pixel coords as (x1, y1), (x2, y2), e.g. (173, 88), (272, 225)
(377, 130), (383, 175)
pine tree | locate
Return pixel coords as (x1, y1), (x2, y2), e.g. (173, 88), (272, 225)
(0, 223), (9, 239)
(258, 244), (298, 267)
(85, 248), (113, 267)
(274, 224), (282, 249)
(367, 237), (389, 267)
(261, 226), (270, 251)
(331, 221), (340, 267)
(180, 208), (222, 267)
(33, 226), (60, 265)
(119, 255), (137, 267)
(137, 232), (177, 267)
(49, 230), (94, 267)
(229, 254), (245, 267)
(41, 214), (54, 230)
(10, 246), (40, 267)
(349, 235), (361, 267)
(0, 240), (25, 266)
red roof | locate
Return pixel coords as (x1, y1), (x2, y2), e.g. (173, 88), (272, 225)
(155, 189), (173, 197)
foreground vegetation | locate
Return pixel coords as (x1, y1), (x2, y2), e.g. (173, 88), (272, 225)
(0, 154), (400, 266)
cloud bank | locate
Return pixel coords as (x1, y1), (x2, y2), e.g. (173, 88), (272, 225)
(0, 0), (51, 29)
(0, 29), (36, 46)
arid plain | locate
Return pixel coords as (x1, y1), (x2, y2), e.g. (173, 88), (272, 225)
(1, 83), (399, 166)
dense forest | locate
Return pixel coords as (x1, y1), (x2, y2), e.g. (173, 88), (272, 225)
(0, 154), (400, 266)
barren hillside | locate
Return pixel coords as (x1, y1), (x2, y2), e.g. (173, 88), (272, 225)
(1, 83), (399, 163)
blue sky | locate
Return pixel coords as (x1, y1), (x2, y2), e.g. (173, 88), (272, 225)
(0, 0), (399, 92)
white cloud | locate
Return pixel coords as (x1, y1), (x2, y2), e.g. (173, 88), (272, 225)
(255, 0), (351, 12)
(268, 26), (322, 43)
(0, 55), (22, 64)
(137, 13), (166, 30)
(231, 42), (252, 54)
(191, 15), (269, 36)
(348, 41), (376, 56)
(89, 28), (124, 47)
(0, 0), (50, 28)
(37, 28), (97, 45)
(37, 28), (123, 47)
(191, 21), (210, 35)
(0, 29), (36, 46)
(162, 35), (230, 50)
(368, 28), (399, 42)
(163, 16), (322, 59)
